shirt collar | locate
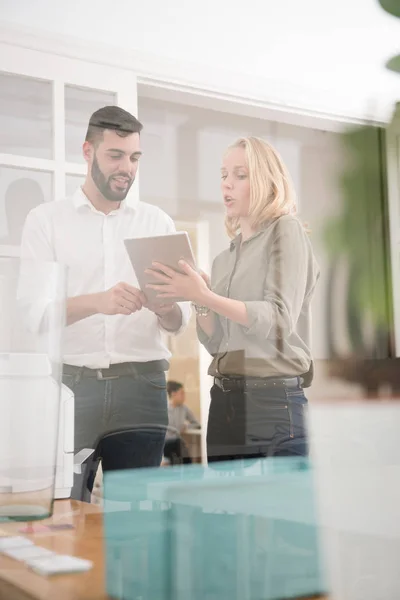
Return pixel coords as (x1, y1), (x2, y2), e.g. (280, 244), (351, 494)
(72, 186), (138, 214)
(229, 229), (265, 251)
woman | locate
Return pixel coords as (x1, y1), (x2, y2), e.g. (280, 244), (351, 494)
(146, 137), (320, 462)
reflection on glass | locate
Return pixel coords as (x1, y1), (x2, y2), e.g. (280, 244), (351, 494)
(0, 167), (52, 246)
(309, 403), (400, 600)
(65, 85), (116, 163)
(309, 125), (396, 404)
(104, 458), (326, 600)
(0, 72), (53, 159)
(65, 174), (85, 198)
(0, 257), (66, 520)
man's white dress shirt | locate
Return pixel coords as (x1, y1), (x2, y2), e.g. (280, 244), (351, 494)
(20, 188), (191, 368)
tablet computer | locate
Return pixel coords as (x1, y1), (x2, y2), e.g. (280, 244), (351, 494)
(124, 232), (196, 305)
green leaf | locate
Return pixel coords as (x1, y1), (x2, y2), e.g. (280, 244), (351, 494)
(386, 54), (400, 73)
(378, 0), (400, 18)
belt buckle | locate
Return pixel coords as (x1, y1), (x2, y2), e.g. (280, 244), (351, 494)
(96, 369), (119, 381)
(220, 377), (231, 393)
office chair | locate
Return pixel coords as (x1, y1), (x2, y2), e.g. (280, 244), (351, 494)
(163, 427), (192, 466)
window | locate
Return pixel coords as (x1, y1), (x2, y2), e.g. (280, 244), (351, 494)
(0, 47), (137, 255)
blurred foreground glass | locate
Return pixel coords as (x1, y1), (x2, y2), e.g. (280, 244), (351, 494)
(103, 458), (327, 600)
(308, 403), (400, 600)
(0, 257), (66, 520)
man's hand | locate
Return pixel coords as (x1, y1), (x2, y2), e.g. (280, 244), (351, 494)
(142, 297), (183, 332)
(96, 282), (146, 315)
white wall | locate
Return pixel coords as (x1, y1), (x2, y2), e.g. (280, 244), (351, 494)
(1, 0), (399, 123)
(137, 95), (345, 359)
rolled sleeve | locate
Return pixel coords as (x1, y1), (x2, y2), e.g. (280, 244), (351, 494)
(20, 208), (55, 263)
(19, 208), (59, 334)
(17, 262), (59, 335)
(159, 301), (192, 336)
(197, 318), (224, 355)
(196, 257), (226, 355)
(243, 219), (309, 340)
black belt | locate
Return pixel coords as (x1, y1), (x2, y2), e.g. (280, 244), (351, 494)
(63, 360), (169, 381)
(214, 376), (303, 393)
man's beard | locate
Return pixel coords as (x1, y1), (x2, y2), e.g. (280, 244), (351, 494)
(91, 154), (134, 202)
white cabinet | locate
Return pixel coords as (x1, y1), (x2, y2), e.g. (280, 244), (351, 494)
(0, 43), (138, 256)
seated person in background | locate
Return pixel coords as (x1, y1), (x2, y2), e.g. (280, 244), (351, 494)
(164, 380), (200, 464)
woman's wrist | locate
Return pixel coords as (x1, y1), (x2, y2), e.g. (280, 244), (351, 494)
(192, 302), (211, 317)
(192, 288), (214, 317)
(195, 288), (214, 308)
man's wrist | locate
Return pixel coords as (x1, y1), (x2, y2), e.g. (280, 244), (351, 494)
(91, 292), (103, 315)
(156, 303), (181, 323)
(66, 293), (102, 326)
(155, 303), (178, 319)
(157, 304), (182, 332)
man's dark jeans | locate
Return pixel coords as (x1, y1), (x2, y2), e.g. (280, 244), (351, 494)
(63, 369), (168, 499)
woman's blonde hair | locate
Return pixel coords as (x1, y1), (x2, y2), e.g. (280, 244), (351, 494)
(224, 136), (297, 239)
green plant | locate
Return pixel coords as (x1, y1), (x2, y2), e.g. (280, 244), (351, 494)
(323, 126), (392, 331)
(322, 0), (400, 354)
(379, 0), (400, 72)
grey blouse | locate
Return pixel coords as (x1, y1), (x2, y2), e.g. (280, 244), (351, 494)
(197, 215), (320, 378)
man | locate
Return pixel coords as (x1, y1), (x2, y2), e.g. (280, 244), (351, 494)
(164, 381), (200, 464)
(20, 106), (191, 496)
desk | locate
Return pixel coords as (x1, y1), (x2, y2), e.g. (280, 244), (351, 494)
(0, 500), (106, 600)
(0, 499), (328, 600)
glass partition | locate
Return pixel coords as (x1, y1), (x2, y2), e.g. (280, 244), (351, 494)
(0, 257), (66, 520)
